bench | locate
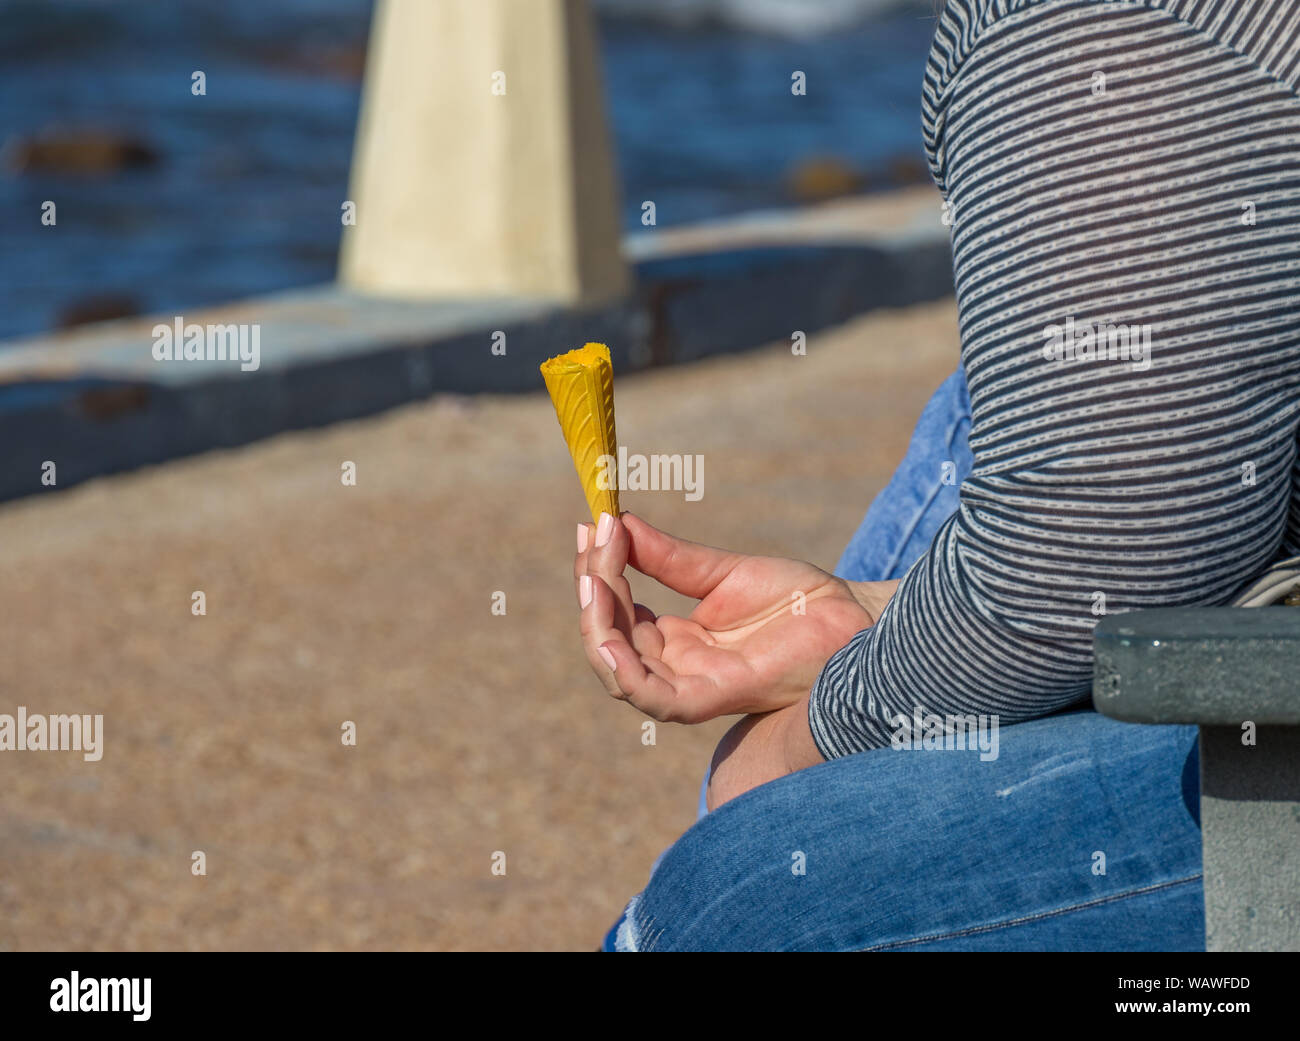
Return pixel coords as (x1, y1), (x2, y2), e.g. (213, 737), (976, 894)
(1093, 605), (1300, 952)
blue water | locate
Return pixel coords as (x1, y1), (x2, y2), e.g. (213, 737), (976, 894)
(0, 0), (936, 340)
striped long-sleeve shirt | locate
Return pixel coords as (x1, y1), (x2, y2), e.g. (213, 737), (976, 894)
(808, 0), (1300, 758)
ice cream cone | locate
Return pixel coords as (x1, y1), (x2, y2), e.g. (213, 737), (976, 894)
(540, 342), (619, 523)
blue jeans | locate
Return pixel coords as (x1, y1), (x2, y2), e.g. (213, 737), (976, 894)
(605, 369), (1203, 951)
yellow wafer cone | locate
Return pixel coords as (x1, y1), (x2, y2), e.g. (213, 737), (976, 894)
(540, 342), (620, 524)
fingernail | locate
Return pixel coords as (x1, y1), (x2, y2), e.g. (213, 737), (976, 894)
(576, 523), (588, 553)
(597, 644), (617, 671)
(578, 574), (593, 608)
(595, 512), (614, 547)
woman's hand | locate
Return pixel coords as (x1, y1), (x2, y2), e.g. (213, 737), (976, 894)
(574, 512), (880, 724)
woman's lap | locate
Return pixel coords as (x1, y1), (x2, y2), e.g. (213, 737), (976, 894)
(608, 708), (1202, 951)
(606, 370), (1204, 950)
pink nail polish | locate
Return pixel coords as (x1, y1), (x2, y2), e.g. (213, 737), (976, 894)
(595, 512), (614, 547)
(579, 574), (592, 608)
(597, 645), (617, 671)
(577, 523), (588, 553)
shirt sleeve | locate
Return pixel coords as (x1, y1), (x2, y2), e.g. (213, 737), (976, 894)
(809, 0), (1300, 758)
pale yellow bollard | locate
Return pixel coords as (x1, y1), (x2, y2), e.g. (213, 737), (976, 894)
(339, 0), (629, 303)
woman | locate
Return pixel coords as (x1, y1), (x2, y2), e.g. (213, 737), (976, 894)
(577, 0), (1300, 950)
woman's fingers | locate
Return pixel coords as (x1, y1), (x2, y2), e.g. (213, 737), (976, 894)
(580, 577), (723, 722)
(631, 604), (665, 658)
(584, 512), (638, 638)
(576, 518), (665, 659)
(573, 521), (595, 603)
(581, 576), (661, 669)
(622, 512), (743, 599)
(595, 636), (724, 724)
(579, 571), (631, 701)
(593, 636), (683, 719)
(575, 515), (733, 718)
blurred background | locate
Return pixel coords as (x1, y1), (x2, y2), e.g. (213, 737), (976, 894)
(0, 0), (935, 337)
(0, 0), (960, 951)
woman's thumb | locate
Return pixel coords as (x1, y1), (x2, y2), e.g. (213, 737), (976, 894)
(622, 513), (740, 599)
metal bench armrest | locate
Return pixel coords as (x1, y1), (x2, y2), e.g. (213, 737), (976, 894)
(1093, 607), (1300, 725)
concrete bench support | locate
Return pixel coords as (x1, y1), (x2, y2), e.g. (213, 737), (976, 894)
(339, 0), (628, 302)
(1093, 607), (1300, 952)
(1199, 726), (1300, 951)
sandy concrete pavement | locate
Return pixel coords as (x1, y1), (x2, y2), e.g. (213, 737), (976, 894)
(0, 298), (958, 950)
